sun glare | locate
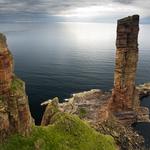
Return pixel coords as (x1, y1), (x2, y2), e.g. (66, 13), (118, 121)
(62, 6), (111, 18)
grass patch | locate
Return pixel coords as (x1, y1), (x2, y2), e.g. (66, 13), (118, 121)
(0, 113), (116, 150)
(78, 108), (87, 118)
(10, 76), (24, 94)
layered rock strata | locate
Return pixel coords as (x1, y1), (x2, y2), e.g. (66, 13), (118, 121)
(109, 15), (149, 124)
(0, 33), (33, 142)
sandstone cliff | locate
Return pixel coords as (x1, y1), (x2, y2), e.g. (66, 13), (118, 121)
(0, 33), (33, 142)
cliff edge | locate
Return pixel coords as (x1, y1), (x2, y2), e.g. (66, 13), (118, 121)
(0, 33), (33, 142)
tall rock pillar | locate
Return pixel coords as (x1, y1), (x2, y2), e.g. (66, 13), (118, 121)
(0, 33), (33, 142)
(111, 15), (140, 112)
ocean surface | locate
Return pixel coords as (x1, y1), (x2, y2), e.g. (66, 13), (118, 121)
(0, 22), (150, 146)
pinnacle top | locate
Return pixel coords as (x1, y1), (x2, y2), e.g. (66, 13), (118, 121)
(118, 15), (139, 25)
(0, 33), (7, 52)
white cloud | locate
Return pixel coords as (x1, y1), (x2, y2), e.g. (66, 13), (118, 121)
(0, 0), (149, 21)
(58, 3), (139, 18)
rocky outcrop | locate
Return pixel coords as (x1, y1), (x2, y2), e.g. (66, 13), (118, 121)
(0, 33), (33, 142)
(41, 97), (59, 126)
(41, 88), (146, 149)
(41, 90), (111, 126)
(136, 107), (150, 122)
(136, 83), (150, 98)
(96, 116), (145, 150)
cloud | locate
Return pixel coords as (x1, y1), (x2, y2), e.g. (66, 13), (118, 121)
(113, 0), (135, 4)
(0, 0), (149, 22)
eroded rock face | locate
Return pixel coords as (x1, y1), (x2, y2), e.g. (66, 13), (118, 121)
(109, 15), (150, 125)
(41, 90), (111, 126)
(41, 97), (59, 126)
(96, 116), (145, 150)
(0, 33), (33, 142)
(111, 15), (140, 111)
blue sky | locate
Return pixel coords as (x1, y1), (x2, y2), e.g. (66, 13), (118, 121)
(0, 0), (150, 23)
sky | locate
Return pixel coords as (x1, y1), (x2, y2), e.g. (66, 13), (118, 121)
(0, 0), (150, 23)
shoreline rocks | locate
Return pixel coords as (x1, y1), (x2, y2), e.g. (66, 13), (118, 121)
(136, 83), (150, 98)
(41, 85), (149, 149)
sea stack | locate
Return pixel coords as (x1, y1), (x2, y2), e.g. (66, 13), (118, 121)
(0, 33), (33, 142)
(111, 15), (140, 112)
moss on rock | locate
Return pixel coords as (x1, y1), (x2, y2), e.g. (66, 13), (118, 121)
(0, 113), (116, 150)
(10, 76), (24, 94)
(78, 108), (87, 118)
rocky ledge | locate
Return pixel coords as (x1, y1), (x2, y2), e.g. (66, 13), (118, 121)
(41, 83), (150, 125)
(41, 89), (111, 126)
(41, 83), (149, 150)
(137, 83), (150, 98)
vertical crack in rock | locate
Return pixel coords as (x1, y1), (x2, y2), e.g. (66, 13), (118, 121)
(0, 33), (34, 142)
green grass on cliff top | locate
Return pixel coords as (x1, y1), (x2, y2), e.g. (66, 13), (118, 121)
(10, 76), (24, 93)
(0, 113), (116, 150)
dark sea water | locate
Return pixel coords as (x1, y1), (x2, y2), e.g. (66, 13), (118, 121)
(0, 22), (150, 145)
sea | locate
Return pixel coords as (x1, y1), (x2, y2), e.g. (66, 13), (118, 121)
(0, 22), (150, 147)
